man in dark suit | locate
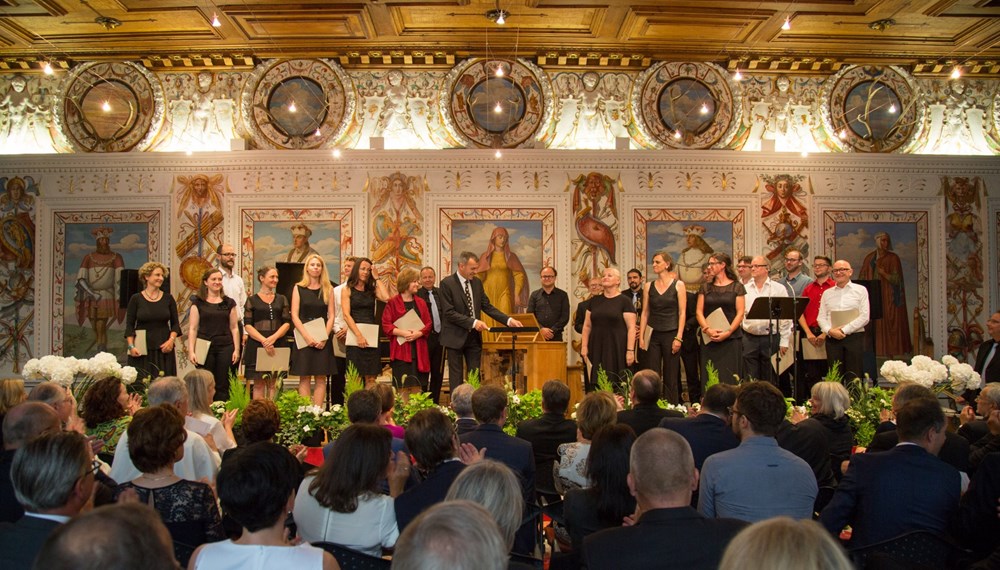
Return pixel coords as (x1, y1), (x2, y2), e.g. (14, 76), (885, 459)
(660, 383), (739, 470)
(582, 428), (747, 570)
(618, 369), (683, 437)
(395, 408), (468, 532)
(975, 310), (1000, 383)
(1, 402), (62, 523)
(0, 431), (96, 569)
(953, 451), (1000, 561)
(439, 251), (522, 387)
(819, 397), (961, 549)
(515, 380), (577, 497)
(416, 266), (446, 403)
(450, 384), (478, 435)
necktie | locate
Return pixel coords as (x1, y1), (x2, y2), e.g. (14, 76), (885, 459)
(428, 290), (441, 333)
(984, 343), (998, 377)
(464, 279), (475, 319)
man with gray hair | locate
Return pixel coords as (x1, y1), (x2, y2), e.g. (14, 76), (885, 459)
(967, 382), (1000, 472)
(26, 381), (80, 431)
(582, 428), (747, 569)
(451, 383), (478, 435)
(1, 402), (61, 523)
(110, 376), (220, 482)
(392, 500), (508, 570)
(0, 431), (96, 569)
(959, 381), (1000, 446)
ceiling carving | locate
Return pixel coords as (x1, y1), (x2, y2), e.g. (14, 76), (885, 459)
(0, 1), (998, 75)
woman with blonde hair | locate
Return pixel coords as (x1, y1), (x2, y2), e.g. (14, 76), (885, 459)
(719, 517), (852, 570)
(445, 460), (524, 552)
(581, 267), (637, 392)
(381, 267), (432, 390)
(125, 261), (180, 379)
(639, 251), (687, 403)
(0, 377), (26, 447)
(290, 253), (336, 406)
(183, 369), (237, 452)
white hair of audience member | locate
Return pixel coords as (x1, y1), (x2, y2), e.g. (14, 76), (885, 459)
(719, 516), (853, 570)
(147, 375), (187, 407)
(450, 383), (475, 416)
(11, 431), (91, 512)
(391, 500), (507, 570)
(444, 459), (522, 549)
(810, 382), (851, 419)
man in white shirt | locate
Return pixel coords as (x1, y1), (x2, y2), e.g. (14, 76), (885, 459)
(330, 256), (356, 405)
(742, 256), (791, 385)
(111, 376), (220, 483)
(817, 260), (870, 381)
(216, 243), (247, 330)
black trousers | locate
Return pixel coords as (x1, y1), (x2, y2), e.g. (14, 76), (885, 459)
(203, 344), (236, 401)
(643, 330), (682, 403)
(743, 333), (779, 385)
(426, 331), (445, 403)
(680, 327), (701, 403)
(446, 331), (482, 389)
(826, 332), (864, 382)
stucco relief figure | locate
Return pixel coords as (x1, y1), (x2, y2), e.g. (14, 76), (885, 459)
(571, 172), (618, 292)
(859, 232), (913, 357)
(164, 72), (236, 151)
(0, 177), (36, 270)
(0, 75), (53, 153)
(76, 226), (126, 353)
(371, 172), (423, 283)
(676, 224), (714, 290)
(550, 72), (630, 149)
(476, 227), (529, 326)
(361, 70), (435, 149)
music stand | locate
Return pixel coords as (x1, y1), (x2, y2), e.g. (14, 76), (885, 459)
(491, 316), (540, 390)
(747, 296), (810, 394)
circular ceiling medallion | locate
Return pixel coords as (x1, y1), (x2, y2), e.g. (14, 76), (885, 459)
(441, 58), (553, 148)
(632, 62), (742, 149)
(55, 61), (164, 152)
(241, 59), (355, 150)
(821, 65), (924, 153)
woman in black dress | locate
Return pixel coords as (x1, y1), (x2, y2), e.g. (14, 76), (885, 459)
(581, 267), (637, 392)
(341, 257), (390, 386)
(125, 261), (180, 380)
(696, 252), (746, 385)
(244, 265), (291, 400)
(187, 268), (240, 401)
(290, 253), (335, 406)
(638, 251), (687, 403)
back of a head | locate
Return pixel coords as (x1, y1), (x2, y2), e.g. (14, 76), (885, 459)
(371, 383), (396, 414)
(147, 376), (186, 407)
(183, 369), (214, 415)
(241, 399), (280, 443)
(405, 408), (455, 468)
(347, 389), (382, 424)
(444, 459), (522, 549)
(719, 517), (852, 570)
(811, 382), (851, 419)
(2, 401), (60, 449)
(127, 404), (186, 473)
(895, 397), (945, 442)
(578, 391), (617, 440)
(630, 369), (662, 405)
(450, 384), (475, 416)
(392, 500), (507, 570)
(26, 381), (65, 407)
(471, 385), (507, 425)
(0, 377), (26, 414)
(312, 423), (392, 513)
(217, 441), (303, 532)
(702, 384), (737, 414)
(541, 380), (570, 414)
(33, 503), (177, 570)
(736, 382), (787, 436)
(892, 382), (935, 410)
(11, 431), (89, 512)
(630, 428), (694, 500)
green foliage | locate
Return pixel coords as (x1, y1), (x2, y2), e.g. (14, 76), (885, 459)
(503, 389), (543, 436)
(393, 392), (438, 426)
(704, 360), (720, 389)
(344, 362), (364, 405)
(225, 370), (251, 425)
(824, 360), (844, 383)
(844, 378), (893, 447)
(595, 365), (614, 393)
(656, 399), (689, 416)
(271, 390), (348, 446)
(466, 368), (481, 389)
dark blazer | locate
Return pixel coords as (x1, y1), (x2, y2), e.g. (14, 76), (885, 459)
(659, 413), (739, 470)
(618, 404), (683, 437)
(867, 429), (970, 473)
(975, 339), (1000, 383)
(776, 418), (836, 488)
(394, 459), (466, 532)
(581, 507), (747, 570)
(958, 420), (990, 445)
(438, 272), (510, 349)
(415, 286), (441, 332)
(819, 444), (961, 549)
(564, 487), (635, 553)
(0, 449), (21, 524)
(0, 514), (63, 569)
(455, 417), (478, 436)
(516, 412), (577, 494)
(953, 452), (1000, 557)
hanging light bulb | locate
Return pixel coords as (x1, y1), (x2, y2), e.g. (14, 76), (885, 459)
(102, 100), (111, 112)
(888, 103), (897, 113)
(288, 101), (297, 113)
(733, 69), (743, 81)
(496, 11), (506, 25)
(314, 128), (322, 137)
(495, 66), (504, 78)
(782, 17), (791, 30)
(494, 102), (503, 113)
(494, 149), (502, 159)
(950, 66), (961, 79)
(332, 149), (342, 158)
(185, 150), (193, 156)
(42, 62), (54, 75)
(699, 102), (709, 115)
(801, 150), (809, 157)
(838, 129), (848, 140)
(211, 13), (222, 27)
(673, 130), (682, 140)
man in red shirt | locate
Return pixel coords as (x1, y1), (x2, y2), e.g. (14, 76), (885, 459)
(797, 256), (835, 399)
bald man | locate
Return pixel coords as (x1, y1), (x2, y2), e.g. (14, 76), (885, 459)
(817, 260), (870, 382)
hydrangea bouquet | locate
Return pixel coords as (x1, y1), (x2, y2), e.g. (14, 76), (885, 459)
(880, 354), (982, 393)
(23, 352), (139, 388)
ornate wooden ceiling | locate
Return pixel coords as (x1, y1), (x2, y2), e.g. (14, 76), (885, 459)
(0, 0), (998, 75)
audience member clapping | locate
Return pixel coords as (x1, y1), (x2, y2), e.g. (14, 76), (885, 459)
(395, 408), (467, 532)
(391, 500), (507, 570)
(80, 376), (141, 457)
(184, 370), (237, 452)
(719, 517), (852, 570)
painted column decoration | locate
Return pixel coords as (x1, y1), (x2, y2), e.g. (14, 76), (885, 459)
(756, 173), (811, 275)
(569, 172), (620, 299)
(943, 176), (987, 361)
(0, 176), (38, 372)
(368, 172), (425, 291)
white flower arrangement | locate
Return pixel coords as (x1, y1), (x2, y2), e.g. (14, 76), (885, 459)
(880, 354), (982, 392)
(22, 352), (139, 387)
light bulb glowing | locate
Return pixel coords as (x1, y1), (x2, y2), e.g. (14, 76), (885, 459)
(801, 151), (809, 157)
(288, 101), (297, 113)
(494, 149), (502, 159)
(314, 128), (322, 137)
(950, 67), (961, 79)
(838, 129), (848, 140)
(42, 62), (53, 75)
(332, 149), (342, 158)
(699, 103), (709, 115)
(211, 13), (222, 27)
(673, 130), (682, 140)
(496, 12), (505, 25)
(495, 66), (504, 77)
(782, 17), (791, 30)
(888, 103), (897, 113)
(733, 69), (742, 81)
(101, 100), (111, 112)
(494, 102), (503, 113)
(185, 150), (193, 156)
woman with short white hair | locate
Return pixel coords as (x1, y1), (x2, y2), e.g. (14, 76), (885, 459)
(794, 381), (854, 480)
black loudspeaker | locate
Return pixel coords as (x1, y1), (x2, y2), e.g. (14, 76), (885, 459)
(275, 262), (305, 302)
(119, 269), (172, 309)
(852, 279), (882, 321)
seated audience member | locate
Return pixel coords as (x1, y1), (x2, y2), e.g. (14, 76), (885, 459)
(1, 402), (60, 523)
(324, 389), (407, 457)
(190, 442), (338, 570)
(699, 382), (818, 522)
(295, 424), (408, 556)
(239, 399), (281, 446)
(112, 405), (224, 565)
(451, 383), (478, 435)
(111, 376), (220, 483)
(515, 379), (577, 497)
(968, 388), (1000, 473)
(27, 381), (81, 432)
(555, 391), (616, 492)
(775, 410), (836, 491)
(867, 382), (970, 474)
(0, 378), (27, 447)
(564, 424), (637, 552)
(719, 517), (852, 570)
(0, 431), (96, 569)
(81, 376), (140, 457)
(959, 383), (999, 446)
(392, 500), (507, 570)
(819, 397), (961, 548)
(184, 370), (237, 452)
(395, 409), (467, 531)
(954, 451), (1000, 562)
(794, 382), (854, 480)
(33, 503), (179, 570)
(660, 383), (739, 470)
(372, 383), (406, 439)
(617, 369), (683, 437)
(445, 460), (525, 560)
(582, 428), (747, 570)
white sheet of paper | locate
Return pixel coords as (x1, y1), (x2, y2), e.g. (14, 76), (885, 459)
(642, 326), (653, 350)
(801, 337), (827, 360)
(701, 308), (731, 344)
(771, 347), (794, 375)
(347, 323), (380, 347)
(255, 347), (291, 372)
(194, 338), (211, 365)
(831, 309), (860, 330)
(294, 318), (328, 349)
(133, 329), (148, 356)
(332, 337), (346, 358)
(393, 309), (425, 345)
(184, 415), (213, 437)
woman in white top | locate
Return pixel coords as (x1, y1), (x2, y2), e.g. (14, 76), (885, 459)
(293, 424), (410, 556)
(554, 391), (617, 493)
(183, 369), (237, 452)
(189, 441), (339, 570)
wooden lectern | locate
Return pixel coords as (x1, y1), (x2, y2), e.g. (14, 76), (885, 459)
(483, 313), (567, 392)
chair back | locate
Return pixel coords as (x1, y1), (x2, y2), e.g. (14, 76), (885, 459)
(313, 541), (391, 570)
(849, 530), (960, 570)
